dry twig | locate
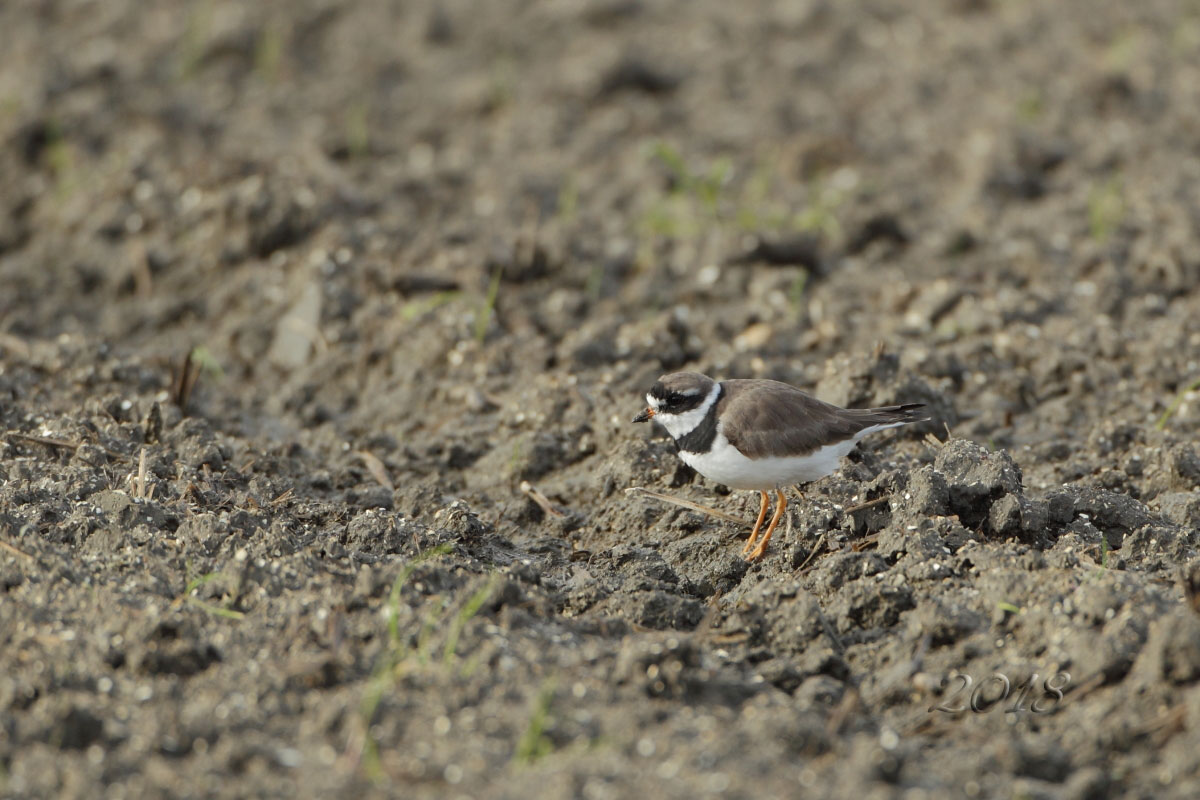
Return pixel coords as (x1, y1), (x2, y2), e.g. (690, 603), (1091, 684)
(520, 481), (565, 517)
(625, 486), (752, 527)
(0, 539), (34, 560)
(6, 432), (126, 461)
(171, 349), (201, 413)
(357, 450), (394, 492)
(133, 448), (148, 499)
(796, 530), (829, 572)
(842, 495), (890, 515)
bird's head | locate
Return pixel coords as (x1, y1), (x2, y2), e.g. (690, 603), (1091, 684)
(631, 372), (715, 426)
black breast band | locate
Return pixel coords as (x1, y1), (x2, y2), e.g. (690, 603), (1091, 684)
(676, 384), (722, 454)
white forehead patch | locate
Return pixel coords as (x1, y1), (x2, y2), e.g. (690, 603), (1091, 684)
(647, 394), (661, 410)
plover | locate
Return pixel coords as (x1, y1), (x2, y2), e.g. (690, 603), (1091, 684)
(632, 371), (927, 560)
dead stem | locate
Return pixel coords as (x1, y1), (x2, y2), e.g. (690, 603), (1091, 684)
(7, 432), (126, 462)
(0, 539), (35, 560)
(520, 481), (565, 517)
(357, 450), (394, 492)
(625, 486), (752, 527)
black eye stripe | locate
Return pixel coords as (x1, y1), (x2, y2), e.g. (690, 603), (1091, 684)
(651, 384), (704, 408)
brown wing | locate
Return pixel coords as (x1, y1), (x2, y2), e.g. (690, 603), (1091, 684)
(717, 379), (923, 459)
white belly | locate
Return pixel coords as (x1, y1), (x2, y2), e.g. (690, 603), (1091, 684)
(680, 434), (858, 490)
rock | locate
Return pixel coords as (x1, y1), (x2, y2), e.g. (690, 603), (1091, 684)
(247, 186), (317, 258)
(268, 275), (322, 370)
(1071, 488), (1155, 550)
(808, 551), (889, 592)
(904, 599), (984, 647)
(1046, 490), (1078, 526)
(432, 502), (491, 544)
(725, 581), (824, 654)
(135, 619), (221, 677)
(608, 545), (681, 591)
(172, 418), (227, 470)
(1087, 420), (1141, 456)
(993, 733), (1072, 782)
(1063, 611), (1149, 685)
(45, 704), (105, 750)
(879, 524), (943, 562)
(1144, 444), (1200, 497)
(846, 213), (910, 255)
(817, 351), (902, 409)
(598, 55), (682, 96)
(830, 579), (915, 633)
(988, 494), (1050, 544)
(1167, 444), (1200, 486)
(1122, 523), (1197, 570)
(793, 675), (846, 712)
(988, 494), (1022, 536)
(907, 465), (949, 515)
(603, 439), (679, 491)
(613, 635), (757, 703)
(933, 438), (1023, 528)
(350, 485), (394, 510)
(1066, 580), (1125, 626)
(1156, 492), (1200, 528)
(1142, 610), (1200, 685)
(511, 432), (570, 481)
(661, 534), (749, 597)
(343, 509), (414, 555)
(70, 443), (108, 468)
(1063, 767), (1110, 800)
(898, 278), (961, 334)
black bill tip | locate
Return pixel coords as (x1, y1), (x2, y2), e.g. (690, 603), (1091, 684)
(631, 408), (654, 423)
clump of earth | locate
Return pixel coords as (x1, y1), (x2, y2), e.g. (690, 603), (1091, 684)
(3, 1), (1200, 797)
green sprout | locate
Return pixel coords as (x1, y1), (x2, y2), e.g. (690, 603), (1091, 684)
(190, 345), (224, 381)
(182, 568), (243, 620)
(400, 291), (460, 322)
(344, 100), (371, 160)
(1088, 175), (1124, 243)
(474, 266), (503, 344)
(1155, 376), (1200, 431)
(512, 680), (557, 765)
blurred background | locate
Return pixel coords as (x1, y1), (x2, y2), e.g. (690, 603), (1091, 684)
(3, 1), (1200, 798)
(4, 0), (1198, 454)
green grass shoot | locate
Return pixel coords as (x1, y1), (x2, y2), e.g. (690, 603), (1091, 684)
(513, 680), (557, 765)
(344, 100), (371, 160)
(386, 543), (454, 644)
(475, 266), (503, 344)
(190, 345), (224, 381)
(400, 291), (460, 322)
(182, 569), (244, 620)
(1155, 376), (1200, 431)
(1088, 175), (1124, 243)
(788, 270), (808, 318)
(442, 575), (500, 667)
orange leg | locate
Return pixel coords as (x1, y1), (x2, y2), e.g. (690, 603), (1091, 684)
(740, 491), (770, 555)
(747, 489), (787, 561)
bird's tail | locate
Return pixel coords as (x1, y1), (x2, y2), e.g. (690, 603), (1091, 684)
(855, 403), (928, 429)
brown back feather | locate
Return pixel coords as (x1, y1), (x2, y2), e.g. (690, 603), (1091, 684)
(717, 379), (925, 459)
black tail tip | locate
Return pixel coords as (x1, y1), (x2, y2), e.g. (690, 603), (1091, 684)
(895, 403), (929, 423)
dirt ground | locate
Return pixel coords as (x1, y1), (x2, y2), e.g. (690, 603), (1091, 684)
(3, 0), (1200, 797)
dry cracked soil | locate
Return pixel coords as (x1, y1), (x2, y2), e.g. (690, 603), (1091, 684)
(3, 1), (1200, 798)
